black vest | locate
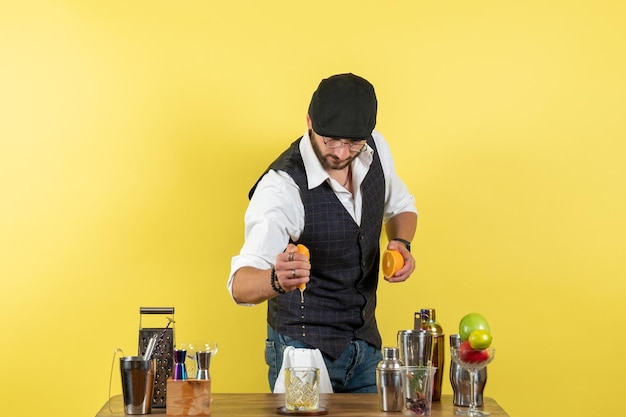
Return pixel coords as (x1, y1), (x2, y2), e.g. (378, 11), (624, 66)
(250, 137), (385, 359)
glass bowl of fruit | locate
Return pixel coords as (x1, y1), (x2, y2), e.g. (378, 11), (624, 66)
(449, 346), (495, 416)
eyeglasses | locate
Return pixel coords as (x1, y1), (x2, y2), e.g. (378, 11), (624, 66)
(322, 137), (368, 153)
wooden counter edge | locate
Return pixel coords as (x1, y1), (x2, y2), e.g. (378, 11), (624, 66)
(97, 393), (509, 417)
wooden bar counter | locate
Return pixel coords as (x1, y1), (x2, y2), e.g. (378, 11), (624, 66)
(96, 393), (509, 417)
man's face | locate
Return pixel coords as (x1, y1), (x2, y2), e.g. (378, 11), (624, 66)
(309, 130), (360, 171)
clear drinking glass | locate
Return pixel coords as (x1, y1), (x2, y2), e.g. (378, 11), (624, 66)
(401, 365), (437, 416)
(285, 367), (320, 411)
(178, 340), (218, 378)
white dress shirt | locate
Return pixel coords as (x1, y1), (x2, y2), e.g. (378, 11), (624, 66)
(228, 129), (417, 304)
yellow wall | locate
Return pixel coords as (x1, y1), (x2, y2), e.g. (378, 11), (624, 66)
(1, 1), (624, 416)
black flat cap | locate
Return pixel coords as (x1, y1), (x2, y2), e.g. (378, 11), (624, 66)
(308, 73), (377, 140)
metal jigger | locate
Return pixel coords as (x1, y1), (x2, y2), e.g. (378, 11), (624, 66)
(173, 349), (188, 380)
(196, 351), (211, 380)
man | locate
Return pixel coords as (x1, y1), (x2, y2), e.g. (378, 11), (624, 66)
(228, 73), (417, 393)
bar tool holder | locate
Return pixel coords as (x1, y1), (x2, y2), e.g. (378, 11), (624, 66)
(138, 307), (175, 408)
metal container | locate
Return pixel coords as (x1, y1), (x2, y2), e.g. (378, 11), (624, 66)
(416, 308), (445, 401)
(397, 329), (432, 366)
(172, 349), (188, 380)
(196, 351), (211, 380)
(449, 334), (487, 407)
(120, 356), (155, 415)
(376, 347), (404, 412)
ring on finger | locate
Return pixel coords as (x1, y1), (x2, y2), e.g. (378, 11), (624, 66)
(288, 252), (294, 262)
(291, 269), (297, 278)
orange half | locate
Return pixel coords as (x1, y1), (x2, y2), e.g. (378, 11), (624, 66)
(296, 244), (310, 301)
(296, 244), (310, 260)
(382, 249), (404, 278)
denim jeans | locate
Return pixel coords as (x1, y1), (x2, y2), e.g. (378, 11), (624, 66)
(265, 325), (382, 393)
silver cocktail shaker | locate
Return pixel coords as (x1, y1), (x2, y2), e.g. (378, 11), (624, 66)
(449, 334), (487, 407)
(376, 347), (404, 412)
(417, 308), (444, 401)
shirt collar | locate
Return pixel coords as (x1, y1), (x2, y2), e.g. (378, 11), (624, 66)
(299, 130), (374, 190)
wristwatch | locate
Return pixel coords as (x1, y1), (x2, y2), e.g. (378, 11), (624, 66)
(391, 238), (411, 252)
